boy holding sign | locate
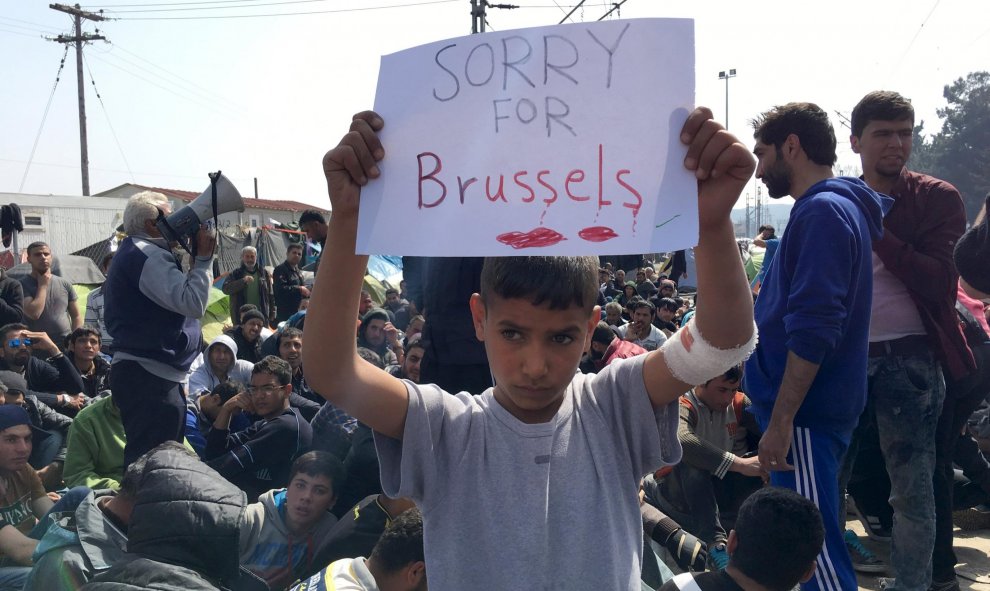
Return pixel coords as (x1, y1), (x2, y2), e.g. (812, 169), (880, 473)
(304, 107), (757, 590)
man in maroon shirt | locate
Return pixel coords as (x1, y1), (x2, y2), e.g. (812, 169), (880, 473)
(842, 90), (974, 591)
(587, 322), (647, 373)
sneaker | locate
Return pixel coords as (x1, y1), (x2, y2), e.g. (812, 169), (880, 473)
(844, 530), (886, 574)
(928, 578), (961, 591)
(708, 543), (729, 571)
(953, 504), (990, 531)
(850, 496), (892, 542)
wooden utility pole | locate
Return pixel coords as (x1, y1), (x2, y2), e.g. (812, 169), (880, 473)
(49, 3), (106, 196)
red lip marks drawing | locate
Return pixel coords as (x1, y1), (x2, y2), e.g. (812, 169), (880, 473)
(496, 228), (567, 249)
(577, 226), (618, 242)
(496, 225), (619, 249)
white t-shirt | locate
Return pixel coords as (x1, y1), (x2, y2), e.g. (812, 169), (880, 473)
(618, 322), (668, 351)
(374, 355), (681, 591)
(290, 558), (378, 591)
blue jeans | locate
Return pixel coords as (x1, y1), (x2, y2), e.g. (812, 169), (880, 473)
(846, 353), (945, 591)
(0, 567), (29, 591)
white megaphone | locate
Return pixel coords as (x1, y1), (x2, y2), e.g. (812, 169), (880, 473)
(155, 171), (244, 255)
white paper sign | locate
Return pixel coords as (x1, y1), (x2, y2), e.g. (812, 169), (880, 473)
(357, 18), (697, 256)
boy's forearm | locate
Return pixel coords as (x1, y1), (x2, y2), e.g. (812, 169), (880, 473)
(305, 211), (367, 394)
(693, 220), (753, 348)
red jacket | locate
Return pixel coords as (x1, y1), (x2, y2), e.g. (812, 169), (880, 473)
(601, 337), (648, 368)
(873, 169), (975, 380)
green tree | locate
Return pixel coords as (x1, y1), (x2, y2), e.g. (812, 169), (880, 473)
(926, 72), (990, 220)
(909, 120), (940, 176)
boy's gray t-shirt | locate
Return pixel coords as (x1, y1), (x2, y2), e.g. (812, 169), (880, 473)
(20, 275), (76, 345)
(374, 354), (681, 591)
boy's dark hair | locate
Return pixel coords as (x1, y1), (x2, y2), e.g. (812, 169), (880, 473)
(628, 300), (655, 315)
(850, 90), (914, 138)
(288, 450), (346, 490)
(67, 325), (102, 347)
(26, 241), (49, 255)
(752, 102), (837, 167)
(212, 380), (246, 404)
(758, 224), (776, 238)
(657, 297), (679, 312)
(357, 347), (385, 369)
(299, 210), (326, 225)
(705, 365), (743, 386)
(591, 321), (617, 346)
(385, 288), (399, 297)
(370, 508), (424, 574)
(251, 355), (292, 386)
(286, 243), (303, 253)
(480, 256), (600, 313)
(731, 487), (825, 590)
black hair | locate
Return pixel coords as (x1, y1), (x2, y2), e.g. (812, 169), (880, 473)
(628, 300), (655, 315)
(480, 256), (600, 313)
(385, 288), (399, 297)
(851, 90), (914, 138)
(286, 243), (303, 253)
(592, 321), (616, 345)
(211, 380), (245, 404)
(731, 487), (825, 590)
(298, 210), (326, 225)
(288, 450), (346, 490)
(0, 323), (27, 341)
(758, 224), (776, 238)
(357, 347), (385, 369)
(278, 327), (304, 351)
(404, 338), (426, 356)
(239, 304), (258, 315)
(657, 297), (679, 312)
(704, 364), (743, 386)
(752, 102), (837, 167)
(67, 325), (102, 347)
(252, 355), (292, 386)
(369, 508), (425, 574)
(26, 241), (49, 255)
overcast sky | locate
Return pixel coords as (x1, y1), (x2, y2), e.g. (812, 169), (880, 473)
(2, 0), (987, 210)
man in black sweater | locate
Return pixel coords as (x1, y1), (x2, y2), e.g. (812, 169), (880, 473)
(0, 323), (86, 417)
(205, 356), (312, 501)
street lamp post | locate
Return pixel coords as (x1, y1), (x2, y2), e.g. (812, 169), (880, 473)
(718, 68), (737, 129)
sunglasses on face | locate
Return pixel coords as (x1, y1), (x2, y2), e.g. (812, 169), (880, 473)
(7, 338), (31, 348)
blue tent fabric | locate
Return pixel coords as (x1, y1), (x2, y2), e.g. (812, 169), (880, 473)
(366, 255), (402, 283)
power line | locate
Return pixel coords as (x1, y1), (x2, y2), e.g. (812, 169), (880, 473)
(889, 0), (941, 78)
(0, 16), (64, 33)
(1, 157), (208, 181)
(557, 0), (586, 24)
(596, 0), (627, 20)
(98, 0), (360, 13)
(83, 53), (136, 183)
(0, 27), (44, 38)
(86, 53), (240, 117)
(19, 46), (71, 192)
(107, 0), (459, 20)
(84, 0), (269, 7)
(101, 44), (246, 113)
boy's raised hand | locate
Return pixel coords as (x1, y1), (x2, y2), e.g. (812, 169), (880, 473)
(322, 111), (385, 216)
(680, 107), (755, 230)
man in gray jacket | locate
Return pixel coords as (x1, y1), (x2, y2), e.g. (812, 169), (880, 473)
(25, 453), (148, 590)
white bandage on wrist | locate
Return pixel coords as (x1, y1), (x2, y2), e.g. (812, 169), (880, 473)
(660, 318), (758, 386)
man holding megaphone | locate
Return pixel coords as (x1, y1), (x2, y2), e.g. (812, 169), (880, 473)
(104, 175), (241, 469)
